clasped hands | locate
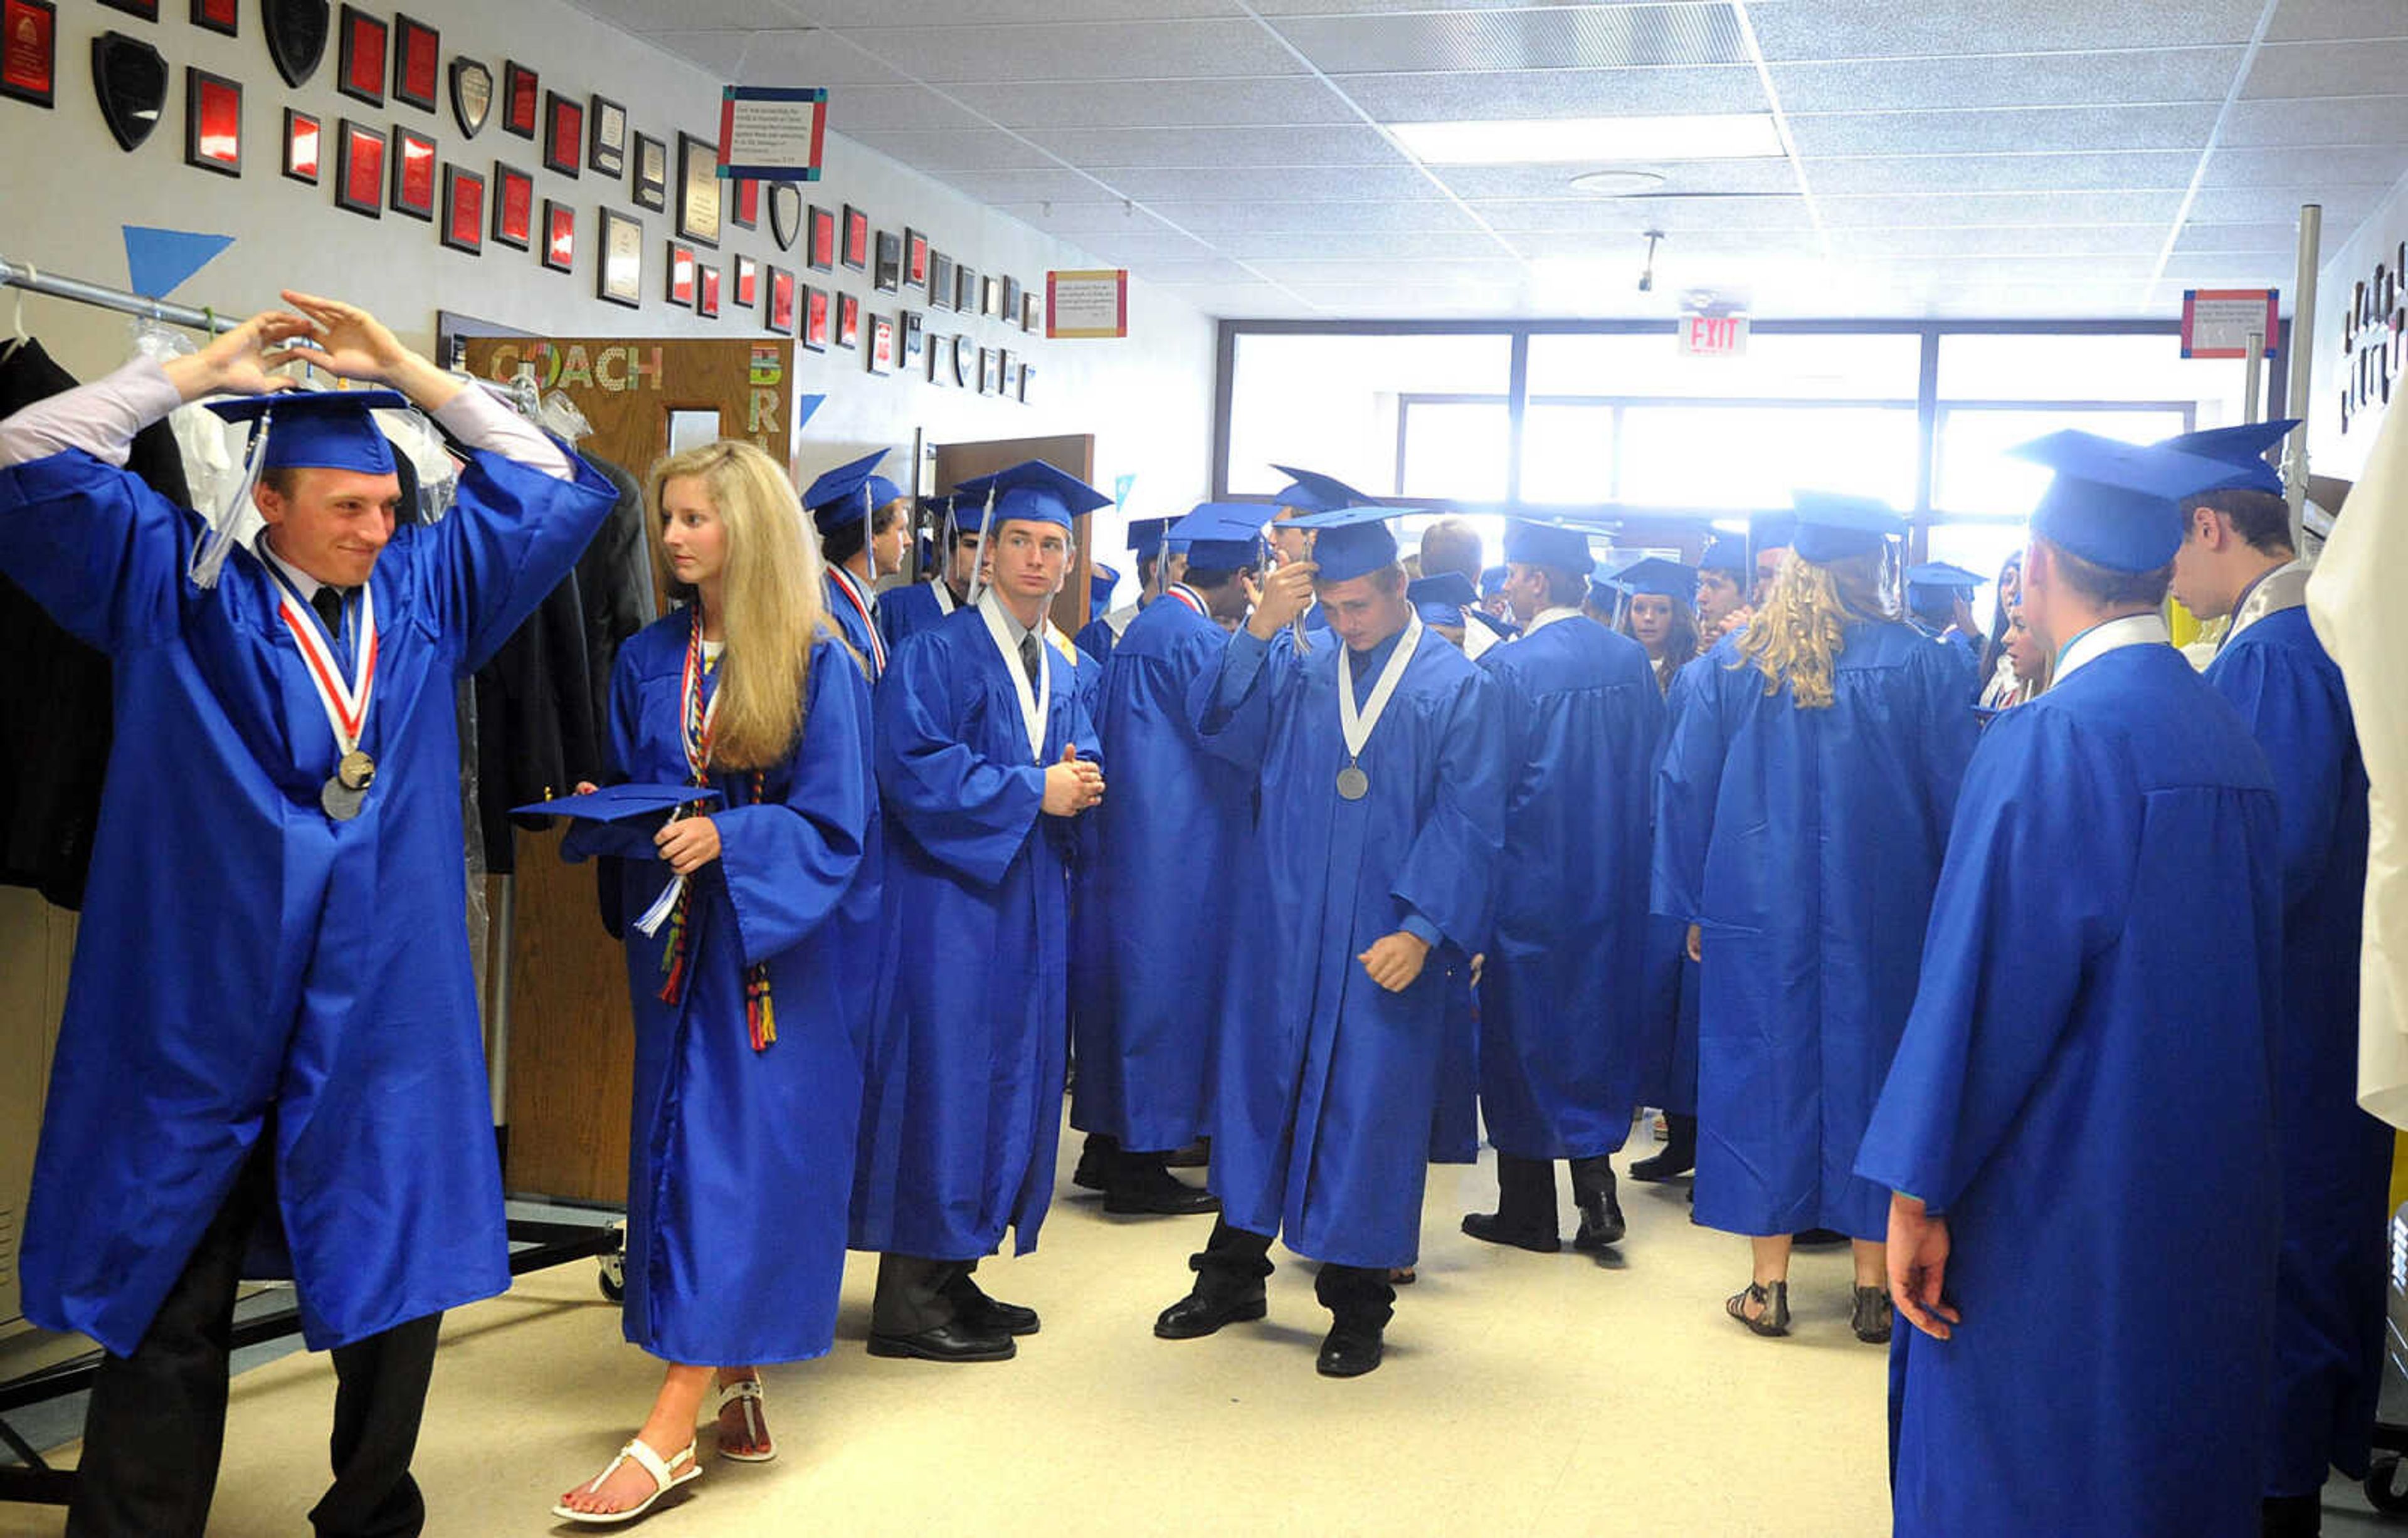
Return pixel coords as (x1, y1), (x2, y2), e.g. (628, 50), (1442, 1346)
(161, 290), (461, 411)
(1043, 745), (1104, 816)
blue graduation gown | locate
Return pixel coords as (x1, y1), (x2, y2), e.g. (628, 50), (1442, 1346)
(1191, 624), (1504, 1269)
(2206, 605), (2389, 1497)
(1069, 594), (1247, 1151)
(1857, 640), (2284, 1538)
(1476, 616), (1666, 1159)
(823, 567), (885, 681)
(1653, 621), (1974, 1240)
(566, 622), (876, 1365)
(1639, 651), (1713, 1119)
(851, 601), (1100, 1261)
(872, 577), (956, 658)
(3, 442), (615, 1354)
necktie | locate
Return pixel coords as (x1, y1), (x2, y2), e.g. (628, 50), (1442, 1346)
(1018, 631), (1042, 687)
(311, 585), (346, 635)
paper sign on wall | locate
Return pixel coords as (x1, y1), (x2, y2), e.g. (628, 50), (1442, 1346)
(2181, 289), (2281, 359)
(717, 87), (826, 182)
(1047, 270), (1127, 339)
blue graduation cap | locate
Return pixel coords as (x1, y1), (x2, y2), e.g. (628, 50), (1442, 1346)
(1612, 557), (1697, 601)
(952, 459), (1113, 532)
(1787, 492), (1905, 564)
(1905, 561), (1985, 594)
(1270, 463), (1378, 515)
(1479, 564), (1507, 598)
(1700, 537), (1750, 576)
(2010, 429), (2255, 573)
(1502, 515), (1602, 574)
(207, 388), (409, 475)
(1127, 517), (1173, 554)
(1750, 512), (1796, 560)
(510, 782), (724, 822)
(1283, 504), (1407, 583)
(1408, 571), (1477, 626)
(802, 449), (902, 535)
(1588, 560), (1625, 611)
(1089, 563), (1120, 611)
(2152, 419), (2296, 498)
(1165, 503), (1267, 569)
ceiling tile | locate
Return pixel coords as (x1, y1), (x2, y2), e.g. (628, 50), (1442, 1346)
(1818, 190), (2188, 226)
(1804, 150), (2202, 194)
(844, 129), (1071, 171)
(827, 85), (996, 134)
(1768, 49), (2243, 114)
(930, 167), (1127, 203)
(789, 0), (1247, 21)
(1097, 164), (1453, 201)
(2159, 253), (2301, 283)
(1242, 256), (1533, 285)
(1827, 225), (2169, 258)
(1785, 104), (2221, 157)
(2221, 96), (2408, 146)
(1342, 66), (1768, 121)
(944, 76), (1358, 130)
(2202, 145), (2408, 187)
(2266, 0), (2408, 43)
(1118, 258), (1268, 283)
(1750, 0), (2265, 60)
(1433, 158), (1800, 198)
(1511, 228), (1812, 259)
(569, 0), (815, 31)
(1248, 0), (1654, 12)
(1144, 199), (1491, 233)
(2173, 222), (2308, 252)
(1197, 230), (1526, 260)
(1846, 255), (2158, 282)
(1143, 284), (1321, 319)
(1027, 124), (1402, 166)
(1269, 4), (1748, 73)
(1064, 229), (1225, 261)
(2242, 40), (2408, 100)
(636, 28), (906, 86)
(2186, 185), (2393, 225)
(993, 201), (1193, 236)
(1465, 195), (1815, 232)
(830, 19), (1307, 82)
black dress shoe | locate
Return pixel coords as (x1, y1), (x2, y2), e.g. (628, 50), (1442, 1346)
(1316, 1325), (1385, 1377)
(1104, 1161), (1222, 1216)
(1460, 1212), (1561, 1253)
(1571, 1181), (1626, 1251)
(1795, 1227), (1849, 1248)
(1629, 1114), (1695, 1181)
(1154, 1290), (1267, 1340)
(867, 1323), (1017, 1362)
(1163, 1138), (1210, 1169)
(958, 1294), (1041, 1337)
(1072, 1134), (1116, 1192)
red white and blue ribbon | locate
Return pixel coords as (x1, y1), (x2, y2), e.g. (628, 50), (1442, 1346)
(268, 569), (378, 761)
(830, 564), (887, 672)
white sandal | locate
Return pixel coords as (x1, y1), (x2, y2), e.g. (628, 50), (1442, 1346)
(714, 1377), (776, 1463)
(549, 1437), (700, 1525)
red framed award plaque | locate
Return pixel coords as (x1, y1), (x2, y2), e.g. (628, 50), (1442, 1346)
(334, 117), (384, 216)
(665, 241), (696, 306)
(182, 66), (240, 176)
(697, 263), (721, 319)
(765, 267), (796, 335)
(283, 107), (321, 184)
(734, 254), (759, 308)
(837, 291), (860, 349)
(491, 162), (532, 249)
(390, 14), (437, 112)
(542, 90), (581, 178)
(190, 0), (236, 35)
(542, 198), (575, 272)
(389, 125), (436, 219)
(800, 285), (828, 352)
(840, 204), (868, 271)
(806, 204), (836, 273)
(499, 59), (536, 139)
(1, 0), (57, 108)
(440, 164), (483, 254)
(336, 5), (384, 107)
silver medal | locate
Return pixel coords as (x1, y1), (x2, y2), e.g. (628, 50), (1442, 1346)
(320, 776), (367, 821)
(1336, 763), (1370, 801)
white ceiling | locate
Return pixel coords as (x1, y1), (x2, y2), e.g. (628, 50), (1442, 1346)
(568, 0), (2408, 321)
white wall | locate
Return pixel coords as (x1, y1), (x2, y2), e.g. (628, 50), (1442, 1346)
(2, 0), (1217, 544)
(2309, 166), (2408, 484)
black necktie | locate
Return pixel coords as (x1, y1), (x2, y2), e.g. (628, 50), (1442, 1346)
(310, 585), (345, 634)
(1018, 631), (1042, 687)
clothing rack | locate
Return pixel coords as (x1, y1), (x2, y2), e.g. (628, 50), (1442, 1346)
(0, 256), (241, 334)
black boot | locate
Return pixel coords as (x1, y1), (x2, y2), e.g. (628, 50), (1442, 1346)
(1629, 1114), (1695, 1181)
(2262, 1492), (2321, 1536)
(1314, 1265), (1395, 1377)
(1569, 1156), (1625, 1250)
(1156, 1219), (1272, 1340)
(1072, 1132), (1119, 1191)
(1462, 1154), (1561, 1252)
(1163, 1137), (1210, 1169)
(1104, 1149), (1221, 1216)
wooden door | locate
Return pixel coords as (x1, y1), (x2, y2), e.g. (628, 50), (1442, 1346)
(462, 335), (800, 1203)
(934, 434), (1097, 633)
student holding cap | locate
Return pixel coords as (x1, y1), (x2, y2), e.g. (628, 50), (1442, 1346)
(2160, 420), (2386, 1537)
(1859, 430), (2284, 1537)
(1262, 464), (1384, 644)
(1654, 492), (1975, 1345)
(1904, 560), (1987, 694)
(853, 459), (1107, 1364)
(803, 448), (909, 680)
(1467, 515), (1664, 1256)
(1154, 501), (1504, 1378)
(1071, 503), (1264, 1214)
(0, 294), (613, 1536)
(876, 492), (981, 655)
(550, 439), (879, 1524)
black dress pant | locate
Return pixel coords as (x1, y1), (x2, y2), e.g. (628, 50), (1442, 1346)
(871, 1255), (972, 1335)
(68, 1144), (443, 1538)
(1195, 1219), (1394, 1332)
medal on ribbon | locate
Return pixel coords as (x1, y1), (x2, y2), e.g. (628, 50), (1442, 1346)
(1334, 612), (1422, 803)
(270, 571), (379, 822)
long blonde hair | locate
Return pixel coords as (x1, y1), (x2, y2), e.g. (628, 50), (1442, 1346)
(1734, 549), (1895, 710)
(645, 440), (829, 770)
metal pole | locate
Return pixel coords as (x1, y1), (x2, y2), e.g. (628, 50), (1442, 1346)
(2283, 206), (2322, 550)
(2243, 330), (2264, 424)
(0, 256), (240, 333)
(487, 873), (515, 1135)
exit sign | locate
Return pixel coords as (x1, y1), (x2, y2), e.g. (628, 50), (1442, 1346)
(1681, 313), (1750, 357)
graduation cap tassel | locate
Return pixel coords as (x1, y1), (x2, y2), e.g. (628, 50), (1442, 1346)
(964, 483), (1000, 607)
(191, 409), (269, 589)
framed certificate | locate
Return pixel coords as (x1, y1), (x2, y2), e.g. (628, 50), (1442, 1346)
(632, 132), (667, 211)
(500, 60), (537, 139)
(282, 107), (321, 184)
(676, 130), (721, 248)
(734, 254), (759, 308)
(806, 204), (836, 272)
(336, 5), (383, 107)
(190, 0), (236, 36)
(391, 14), (438, 112)
(0, 0), (55, 109)
(697, 263), (721, 319)
(491, 161), (533, 249)
(765, 266), (796, 335)
(801, 284), (828, 352)
(837, 292), (860, 349)
(542, 91), (582, 178)
(588, 93), (626, 178)
(440, 165), (484, 254)
(542, 198), (576, 273)
(182, 66), (241, 176)
(841, 203), (869, 270)
(389, 124), (436, 219)
(598, 208), (642, 307)
(665, 240), (696, 306)
(334, 117), (384, 217)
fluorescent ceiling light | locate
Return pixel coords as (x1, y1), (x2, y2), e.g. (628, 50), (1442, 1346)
(1391, 113), (1783, 166)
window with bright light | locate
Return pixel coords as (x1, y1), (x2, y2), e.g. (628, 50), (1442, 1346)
(1934, 407), (2192, 517)
(1227, 332), (1513, 500)
(1617, 404), (1920, 510)
(1400, 400), (1512, 503)
(1527, 331), (1922, 401)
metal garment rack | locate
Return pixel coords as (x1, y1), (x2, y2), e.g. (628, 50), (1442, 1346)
(0, 255), (621, 1509)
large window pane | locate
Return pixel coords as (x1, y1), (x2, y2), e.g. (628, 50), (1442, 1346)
(1935, 406), (2191, 517)
(1520, 402), (1615, 503)
(1400, 401), (1511, 503)
(1936, 333), (2253, 413)
(1227, 332), (1512, 499)
(1618, 405), (1920, 510)
(1924, 524), (2029, 636)
(1526, 331), (1921, 401)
